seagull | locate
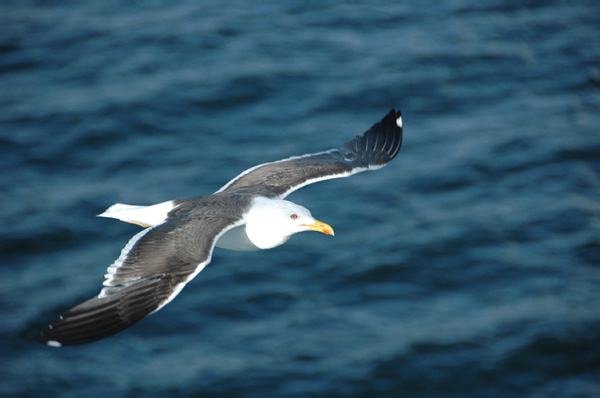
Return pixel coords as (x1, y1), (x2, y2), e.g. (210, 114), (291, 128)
(37, 109), (403, 346)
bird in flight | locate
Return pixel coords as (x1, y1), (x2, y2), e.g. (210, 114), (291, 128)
(37, 109), (403, 346)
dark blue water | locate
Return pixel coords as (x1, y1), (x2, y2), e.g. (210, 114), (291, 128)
(2, 1), (600, 397)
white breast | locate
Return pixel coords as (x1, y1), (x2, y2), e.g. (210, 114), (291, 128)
(214, 225), (260, 251)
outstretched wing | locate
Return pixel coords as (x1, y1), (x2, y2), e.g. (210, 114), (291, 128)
(216, 109), (403, 198)
(37, 204), (243, 346)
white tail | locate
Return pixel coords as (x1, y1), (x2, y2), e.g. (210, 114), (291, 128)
(97, 200), (176, 227)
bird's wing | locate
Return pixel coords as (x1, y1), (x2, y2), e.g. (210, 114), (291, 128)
(216, 109), (403, 199)
(37, 206), (243, 346)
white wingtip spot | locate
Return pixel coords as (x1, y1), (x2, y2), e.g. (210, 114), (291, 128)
(396, 115), (403, 128)
(47, 340), (62, 347)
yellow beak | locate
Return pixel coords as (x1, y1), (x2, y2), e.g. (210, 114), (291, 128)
(302, 219), (335, 236)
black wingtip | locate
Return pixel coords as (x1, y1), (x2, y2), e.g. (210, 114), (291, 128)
(36, 297), (134, 347)
(341, 108), (403, 165)
(384, 108), (403, 159)
(389, 108), (402, 130)
(36, 331), (65, 347)
(36, 288), (160, 346)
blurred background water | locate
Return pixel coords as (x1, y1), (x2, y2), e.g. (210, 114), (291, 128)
(1, 1), (600, 397)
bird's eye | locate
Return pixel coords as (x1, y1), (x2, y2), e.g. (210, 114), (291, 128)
(290, 214), (298, 220)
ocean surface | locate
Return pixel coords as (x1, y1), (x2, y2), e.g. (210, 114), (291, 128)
(1, 1), (599, 397)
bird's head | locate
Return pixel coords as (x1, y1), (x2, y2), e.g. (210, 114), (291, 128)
(245, 198), (334, 250)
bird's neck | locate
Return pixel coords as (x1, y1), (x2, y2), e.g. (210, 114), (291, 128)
(244, 197), (293, 250)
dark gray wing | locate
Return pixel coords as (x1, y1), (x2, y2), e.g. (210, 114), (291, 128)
(216, 109), (403, 198)
(37, 201), (244, 346)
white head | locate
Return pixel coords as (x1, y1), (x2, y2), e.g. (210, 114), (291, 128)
(245, 197), (334, 250)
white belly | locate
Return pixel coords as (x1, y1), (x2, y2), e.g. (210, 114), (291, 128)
(215, 225), (260, 251)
